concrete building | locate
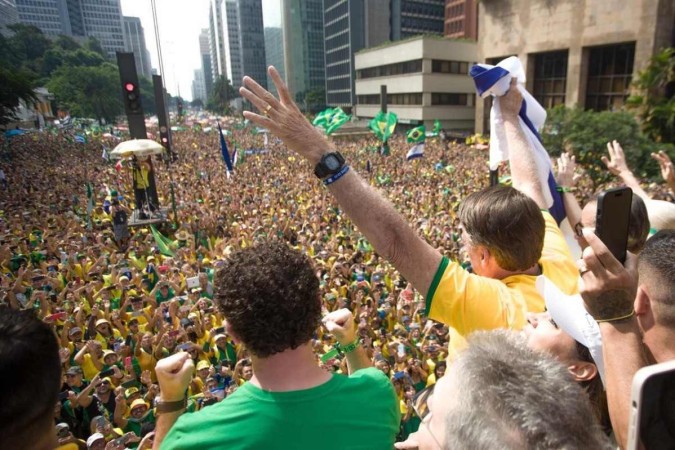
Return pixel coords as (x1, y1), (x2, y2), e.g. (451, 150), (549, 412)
(199, 28), (213, 99)
(208, 0), (227, 82)
(0, 0), (19, 33)
(221, 0), (242, 88)
(123, 16), (152, 79)
(192, 69), (207, 103)
(15, 0), (126, 58)
(444, 0), (477, 39)
(281, 0), (324, 106)
(391, 0), (445, 40)
(236, 0), (266, 90)
(476, 0), (675, 133)
(355, 36), (477, 131)
(324, 0), (393, 109)
(264, 26), (284, 96)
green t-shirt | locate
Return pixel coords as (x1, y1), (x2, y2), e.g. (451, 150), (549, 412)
(162, 367), (399, 450)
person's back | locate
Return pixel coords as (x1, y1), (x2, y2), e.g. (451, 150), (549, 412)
(155, 241), (399, 449)
(164, 367), (397, 449)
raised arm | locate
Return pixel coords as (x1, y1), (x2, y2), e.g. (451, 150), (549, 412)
(556, 151), (583, 227)
(499, 79), (548, 208)
(602, 140), (650, 200)
(239, 66), (442, 298)
(651, 150), (675, 194)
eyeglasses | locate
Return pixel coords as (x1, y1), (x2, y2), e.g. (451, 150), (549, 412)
(412, 385), (444, 449)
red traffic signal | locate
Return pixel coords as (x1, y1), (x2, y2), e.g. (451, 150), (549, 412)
(125, 82), (135, 92)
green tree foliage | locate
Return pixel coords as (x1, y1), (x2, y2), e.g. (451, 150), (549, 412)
(305, 89), (326, 114)
(206, 76), (236, 115)
(139, 77), (156, 116)
(627, 47), (675, 144)
(47, 63), (123, 123)
(542, 106), (674, 187)
(0, 66), (37, 126)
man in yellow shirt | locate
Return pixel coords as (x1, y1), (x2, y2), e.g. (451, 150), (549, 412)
(238, 69), (578, 358)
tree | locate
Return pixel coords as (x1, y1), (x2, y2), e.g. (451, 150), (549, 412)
(48, 63), (123, 123)
(84, 37), (107, 59)
(627, 47), (675, 144)
(54, 35), (81, 52)
(305, 88), (326, 114)
(191, 99), (204, 109)
(206, 76), (236, 115)
(138, 77), (156, 116)
(0, 67), (37, 126)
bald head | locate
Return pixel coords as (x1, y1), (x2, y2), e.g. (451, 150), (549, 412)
(638, 230), (675, 326)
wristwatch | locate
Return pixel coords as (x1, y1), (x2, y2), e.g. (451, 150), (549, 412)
(314, 152), (346, 179)
(156, 397), (187, 414)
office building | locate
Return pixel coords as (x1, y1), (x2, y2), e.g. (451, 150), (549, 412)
(281, 0), (324, 107)
(221, 0), (242, 88)
(444, 0), (477, 39)
(192, 69), (207, 103)
(199, 28), (213, 98)
(391, 0), (445, 40)
(235, 0), (266, 90)
(123, 16), (152, 79)
(209, 0), (226, 82)
(355, 36), (477, 131)
(475, 0), (674, 133)
(264, 27), (284, 95)
(15, 0), (126, 58)
(0, 0), (19, 33)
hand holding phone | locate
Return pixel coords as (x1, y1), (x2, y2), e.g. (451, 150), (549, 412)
(595, 187), (632, 264)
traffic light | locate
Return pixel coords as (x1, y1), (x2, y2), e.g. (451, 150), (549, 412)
(177, 99), (184, 117)
(123, 81), (142, 115)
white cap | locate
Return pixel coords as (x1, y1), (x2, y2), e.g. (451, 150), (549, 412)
(536, 276), (605, 386)
(86, 432), (105, 447)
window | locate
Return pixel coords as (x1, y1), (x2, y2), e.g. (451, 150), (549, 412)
(357, 94), (380, 105)
(431, 59), (469, 74)
(431, 93), (469, 106)
(585, 42), (635, 111)
(387, 93), (423, 105)
(356, 60), (422, 79)
(532, 50), (568, 109)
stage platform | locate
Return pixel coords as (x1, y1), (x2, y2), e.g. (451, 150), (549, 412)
(128, 208), (170, 227)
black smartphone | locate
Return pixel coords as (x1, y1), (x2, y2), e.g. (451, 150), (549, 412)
(214, 326), (225, 334)
(99, 368), (115, 377)
(627, 360), (675, 450)
(595, 187), (632, 264)
(58, 391), (70, 401)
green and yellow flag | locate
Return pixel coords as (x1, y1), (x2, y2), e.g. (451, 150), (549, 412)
(150, 225), (176, 257)
(368, 111), (398, 142)
(406, 125), (426, 143)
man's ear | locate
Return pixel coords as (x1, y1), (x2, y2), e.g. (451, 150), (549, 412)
(224, 320), (240, 344)
(567, 361), (598, 382)
(635, 285), (651, 316)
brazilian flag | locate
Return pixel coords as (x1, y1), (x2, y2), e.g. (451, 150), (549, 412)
(368, 111), (398, 142)
(312, 108), (335, 127)
(406, 125), (426, 143)
(325, 108), (350, 135)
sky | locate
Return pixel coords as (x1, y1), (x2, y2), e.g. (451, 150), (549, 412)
(120, 0), (281, 101)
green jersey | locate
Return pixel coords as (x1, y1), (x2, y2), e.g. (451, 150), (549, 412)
(161, 367), (399, 450)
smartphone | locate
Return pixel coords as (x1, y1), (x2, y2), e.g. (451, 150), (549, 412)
(626, 360), (675, 450)
(47, 312), (68, 321)
(214, 326), (225, 334)
(124, 356), (132, 367)
(186, 276), (200, 289)
(58, 391), (70, 401)
(121, 379), (140, 389)
(99, 368), (115, 377)
(595, 187), (632, 264)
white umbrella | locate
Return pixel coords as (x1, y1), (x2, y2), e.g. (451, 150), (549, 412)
(110, 139), (164, 159)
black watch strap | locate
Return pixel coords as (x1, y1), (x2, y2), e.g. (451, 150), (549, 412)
(156, 397), (187, 414)
(314, 152), (345, 179)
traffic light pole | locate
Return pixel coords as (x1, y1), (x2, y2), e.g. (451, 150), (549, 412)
(116, 52), (147, 140)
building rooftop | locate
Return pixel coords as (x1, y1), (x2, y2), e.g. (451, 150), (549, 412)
(355, 34), (476, 55)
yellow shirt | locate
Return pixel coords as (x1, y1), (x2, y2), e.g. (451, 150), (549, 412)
(80, 353), (100, 380)
(426, 211), (578, 358)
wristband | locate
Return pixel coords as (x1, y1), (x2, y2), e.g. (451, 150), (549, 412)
(556, 186), (574, 193)
(337, 338), (360, 354)
(319, 338), (361, 363)
(323, 165), (349, 186)
(156, 397), (187, 414)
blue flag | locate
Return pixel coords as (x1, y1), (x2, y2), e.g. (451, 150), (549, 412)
(217, 122), (234, 174)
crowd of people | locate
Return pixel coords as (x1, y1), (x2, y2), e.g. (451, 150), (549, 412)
(1, 66), (674, 450)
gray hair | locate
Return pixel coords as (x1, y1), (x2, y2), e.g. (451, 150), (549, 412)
(443, 330), (610, 450)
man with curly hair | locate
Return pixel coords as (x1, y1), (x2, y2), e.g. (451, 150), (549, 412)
(153, 240), (399, 449)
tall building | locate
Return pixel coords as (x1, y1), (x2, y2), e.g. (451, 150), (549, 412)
(475, 0), (674, 133)
(15, 0), (126, 58)
(123, 16), (152, 79)
(192, 69), (207, 103)
(281, 0), (324, 106)
(199, 28), (213, 99)
(444, 0), (477, 39)
(323, 0), (393, 109)
(390, 0), (445, 40)
(221, 0), (242, 87)
(264, 27), (284, 95)
(0, 0), (19, 33)
(208, 0), (226, 82)
(235, 0), (266, 90)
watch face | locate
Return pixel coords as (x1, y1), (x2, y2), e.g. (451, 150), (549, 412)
(325, 155), (341, 171)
